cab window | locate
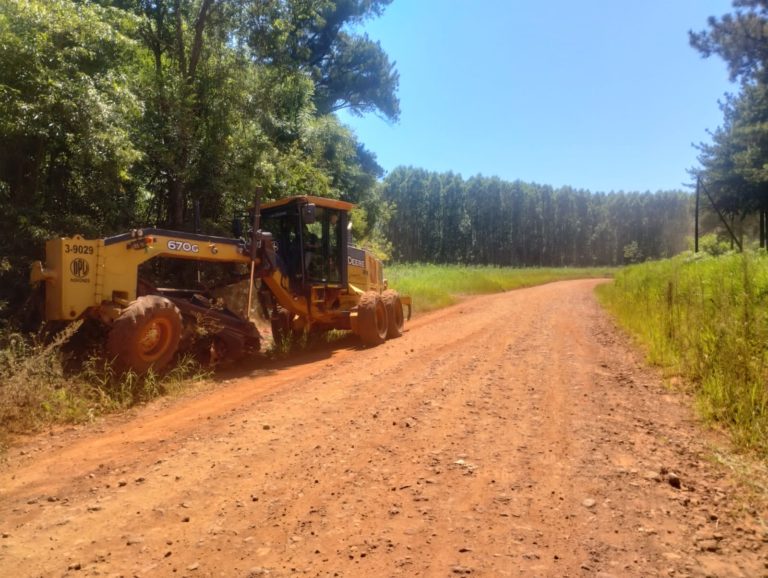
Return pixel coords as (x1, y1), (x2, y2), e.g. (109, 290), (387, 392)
(304, 207), (342, 284)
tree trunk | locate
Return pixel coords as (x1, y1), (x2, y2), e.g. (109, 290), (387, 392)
(188, 0), (215, 82)
(169, 176), (185, 229)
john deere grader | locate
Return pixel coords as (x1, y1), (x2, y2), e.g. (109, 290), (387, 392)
(29, 195), (411, 373)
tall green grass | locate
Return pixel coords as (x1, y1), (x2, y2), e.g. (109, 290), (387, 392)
(597, 252), (768, 454)
(0, 324), (209, 446)
(386, 263), (613, 313)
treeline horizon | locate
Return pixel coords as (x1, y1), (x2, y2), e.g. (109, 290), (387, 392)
(382, 167), (693, 267)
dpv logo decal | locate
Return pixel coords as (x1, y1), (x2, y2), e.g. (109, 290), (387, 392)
(70, 258), (90, 278)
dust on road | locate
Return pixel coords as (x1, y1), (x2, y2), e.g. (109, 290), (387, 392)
(0, 279), (765, 577)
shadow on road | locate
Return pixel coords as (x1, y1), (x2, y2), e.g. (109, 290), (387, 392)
(210, 332), (365, 382)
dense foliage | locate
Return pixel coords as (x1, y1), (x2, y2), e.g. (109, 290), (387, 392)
(382, 168), (692, 267)
(598, 252), (768, 454)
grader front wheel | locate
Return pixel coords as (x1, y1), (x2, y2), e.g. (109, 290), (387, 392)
(107, 295), (182, 373)
(357, 291), (388, 346)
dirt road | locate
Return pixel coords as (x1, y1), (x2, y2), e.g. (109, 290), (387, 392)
(1, 279), (766, 577)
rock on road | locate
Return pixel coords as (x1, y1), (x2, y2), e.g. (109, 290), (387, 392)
(0, 279), (765, 577)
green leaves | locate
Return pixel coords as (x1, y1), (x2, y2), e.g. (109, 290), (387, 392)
(690, 1), (768, 84)
(104, 0), (393, 225)
(314, 32), (399, 119)
(245, 0), (399, 119)
(0, 0), (145, 319)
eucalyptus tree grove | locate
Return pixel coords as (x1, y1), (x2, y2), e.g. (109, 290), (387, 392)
(382, 168), (692, 267)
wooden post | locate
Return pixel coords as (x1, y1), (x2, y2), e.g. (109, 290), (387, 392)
(695, 177), (700, 253)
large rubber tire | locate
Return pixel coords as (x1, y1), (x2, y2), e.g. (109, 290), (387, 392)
(381, 289), (404, 339)
(107, 296), (182, 373)
(357, 291), (388, 346)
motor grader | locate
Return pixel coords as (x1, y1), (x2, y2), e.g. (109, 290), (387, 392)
(29, 195), (410, 373)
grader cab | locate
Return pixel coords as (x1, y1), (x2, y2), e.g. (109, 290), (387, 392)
(30, 195), (410, 373)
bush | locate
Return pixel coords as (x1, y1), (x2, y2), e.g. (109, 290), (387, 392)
(699, 233), (733, 257)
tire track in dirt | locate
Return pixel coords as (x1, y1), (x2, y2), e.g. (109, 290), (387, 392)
(0, 279), (765, 577)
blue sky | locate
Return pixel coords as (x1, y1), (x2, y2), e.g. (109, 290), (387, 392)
(341, 0), (737, 193)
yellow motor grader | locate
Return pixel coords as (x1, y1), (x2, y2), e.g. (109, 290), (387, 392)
(29, 195), (410, 372)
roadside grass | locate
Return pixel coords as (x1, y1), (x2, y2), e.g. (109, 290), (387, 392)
(386, 263), (614, 313)
(597, 251), (768, 455)
(0, 324), (209, 448)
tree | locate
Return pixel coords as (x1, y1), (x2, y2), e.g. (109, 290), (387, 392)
(691, 1), (768, 242)
(690, 0), (768, 84)
(94, 0), (237, 228)
(81, 0), (393, 233)
(245, 0), (400, 120)
(0, 0), (142, 316)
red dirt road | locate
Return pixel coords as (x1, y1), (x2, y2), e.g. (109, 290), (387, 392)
(0, 279), (766, 577)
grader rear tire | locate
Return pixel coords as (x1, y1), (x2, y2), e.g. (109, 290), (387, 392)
(107, 295), (182, 373)
(357, 291), (388, 346)
(381, 289), (404, 339)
